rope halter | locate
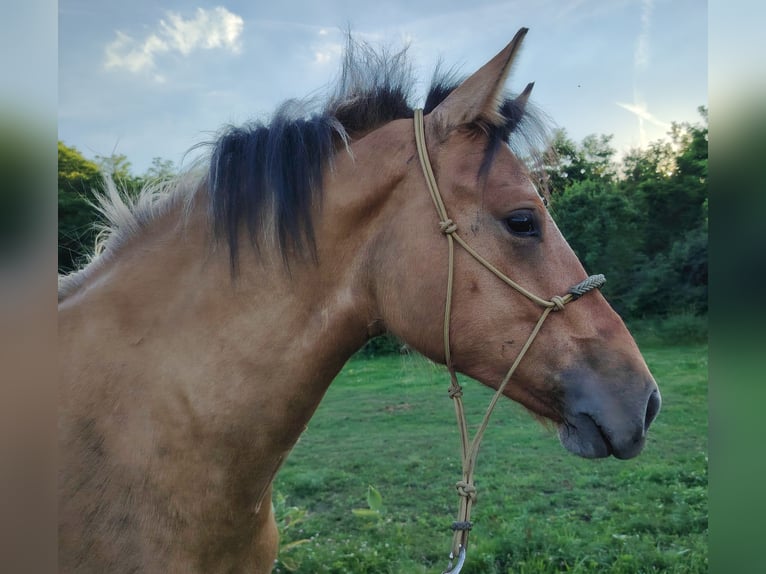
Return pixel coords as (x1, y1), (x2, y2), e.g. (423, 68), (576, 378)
(412, 109), (605, 574)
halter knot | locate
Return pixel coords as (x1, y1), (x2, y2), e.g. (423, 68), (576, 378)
(440, 219), (458, 235)
(455, 481), (477, 501)
(551, 296), (566, 311)
(568, 274), (606, 300)
(448, 384), (464, 399)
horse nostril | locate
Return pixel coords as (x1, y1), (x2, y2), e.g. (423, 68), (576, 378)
(644, 388), (661, 431)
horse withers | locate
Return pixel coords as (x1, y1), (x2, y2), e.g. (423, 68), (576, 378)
(58, 29), (660, 573)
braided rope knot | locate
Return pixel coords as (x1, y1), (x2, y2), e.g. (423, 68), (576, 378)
(448, 384), (463, 399)
(568, 274), (606, 299)
(439, 219), (458, 235)
(551, 295), (566, 311)
(455, 481), (477, 501)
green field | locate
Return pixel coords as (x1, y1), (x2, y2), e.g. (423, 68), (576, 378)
(272, 344), (708, 573)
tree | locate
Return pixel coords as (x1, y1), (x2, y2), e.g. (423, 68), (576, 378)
(144, 157), (177, 182)
(544, 129), (617, 194)
(548, 108), (707, 319)
(621, 109), (707, 261)
(550, 178), (643, 316)
(58, 142), (103, 273)
(618, 110), (708, 316)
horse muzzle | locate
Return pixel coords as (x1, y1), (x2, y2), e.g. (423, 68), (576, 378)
(557, 373), (661, 460)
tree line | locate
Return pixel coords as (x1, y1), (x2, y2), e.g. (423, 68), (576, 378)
(59, 107), (707, 326)
(541, 107), (707, 321)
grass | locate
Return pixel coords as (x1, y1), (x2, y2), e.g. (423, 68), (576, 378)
(272, 344), (708, 573)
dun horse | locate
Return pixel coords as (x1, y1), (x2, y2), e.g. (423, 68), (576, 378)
(59, 29), (661, 573)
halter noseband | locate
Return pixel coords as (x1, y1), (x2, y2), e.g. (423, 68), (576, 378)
(413, 109), (605, 574)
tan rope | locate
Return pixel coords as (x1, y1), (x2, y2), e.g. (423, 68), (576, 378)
(412, 109), (605, 574)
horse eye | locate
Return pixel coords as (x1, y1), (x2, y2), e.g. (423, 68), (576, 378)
(505, 210), (538, 237)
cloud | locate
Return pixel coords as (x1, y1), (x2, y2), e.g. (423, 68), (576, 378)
(104, 6), (243, 77)
(313, 41), (342, 64)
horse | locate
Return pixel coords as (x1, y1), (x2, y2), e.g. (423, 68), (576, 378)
(58, 28), (661, 573)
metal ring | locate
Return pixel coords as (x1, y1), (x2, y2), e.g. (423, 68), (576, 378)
(442, 545), (467, 574)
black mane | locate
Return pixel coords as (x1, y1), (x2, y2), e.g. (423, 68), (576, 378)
(208, 37), (542, 271)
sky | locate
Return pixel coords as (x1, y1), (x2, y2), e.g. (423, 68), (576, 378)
(58, 0), (707, 174)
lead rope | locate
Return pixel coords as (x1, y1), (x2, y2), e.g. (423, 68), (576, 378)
(413, 109), (606, 574)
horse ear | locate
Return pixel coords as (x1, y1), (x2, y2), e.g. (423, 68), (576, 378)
(430, 27), (529, 131)
(514, 81), (535, 110)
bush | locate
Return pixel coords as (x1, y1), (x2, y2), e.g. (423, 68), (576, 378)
(656, 312), (708, 344)
(629, 313), (708, 346)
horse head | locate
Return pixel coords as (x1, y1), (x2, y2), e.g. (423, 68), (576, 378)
(365, 29), (660, 460)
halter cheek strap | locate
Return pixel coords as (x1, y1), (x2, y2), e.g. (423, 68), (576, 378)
(413, 109), (605, 574)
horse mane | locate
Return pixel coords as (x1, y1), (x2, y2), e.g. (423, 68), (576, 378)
(210, 37), (548, 270)
(59, 34), (548, 297)
(207, 38), (423, 271)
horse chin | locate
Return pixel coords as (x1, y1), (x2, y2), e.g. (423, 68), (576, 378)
(557, 413), (645, 460)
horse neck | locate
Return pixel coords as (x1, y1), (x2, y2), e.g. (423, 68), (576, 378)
(60, 180), (377, 470)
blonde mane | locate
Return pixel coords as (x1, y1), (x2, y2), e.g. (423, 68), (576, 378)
(57, 167), (204, 301)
